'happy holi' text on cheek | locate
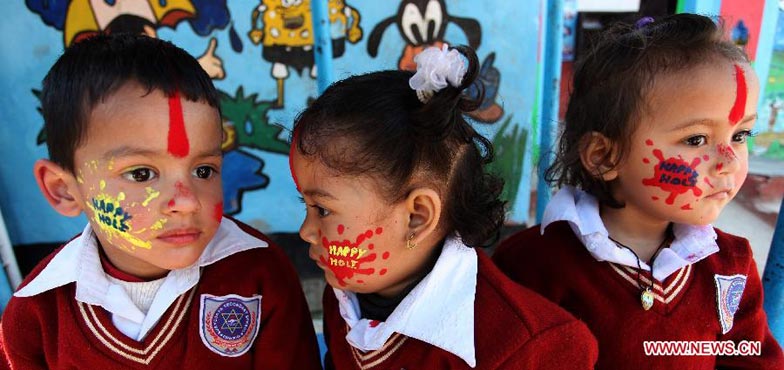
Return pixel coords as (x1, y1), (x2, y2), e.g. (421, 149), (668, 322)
(319, 225), (391, 286)
(641, 140), (703, 210)
(88, 191), (154, 250)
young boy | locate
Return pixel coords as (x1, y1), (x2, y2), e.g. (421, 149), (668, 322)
(1, 34), (321, 369)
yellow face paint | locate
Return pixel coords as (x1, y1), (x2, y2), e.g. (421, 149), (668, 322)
(99, 180), (106, 191)
(87, 192), (152, 250)
(141, 187), (161, 207)
(150, 218), (167, 230)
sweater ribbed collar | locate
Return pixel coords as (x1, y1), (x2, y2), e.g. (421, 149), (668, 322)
(541, 186), (720, 281)
(15, 217), (267, 340)
(334, 235), (478, 368)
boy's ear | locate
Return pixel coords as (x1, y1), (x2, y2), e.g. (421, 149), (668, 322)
(33, 159), (83, 217)
(404, 188), (442, 247)
(579, 131), (620, 181)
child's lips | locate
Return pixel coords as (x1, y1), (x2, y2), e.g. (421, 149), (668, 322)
(704, 187), (732, 200)
(156, 228), (202, 245)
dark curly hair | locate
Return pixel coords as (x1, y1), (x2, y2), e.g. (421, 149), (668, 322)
(292, 45), (505, 247)
(546, 13), (748, 207)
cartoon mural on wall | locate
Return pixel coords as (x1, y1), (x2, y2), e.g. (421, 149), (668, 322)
(2, 0), (546, 248)
(26, 0), (230, 79)
(365, 0), (524, 211)
(366, 0), (503, 124)
(756, 2), (784, 160)
(219, 87), (290, 214)
(248, 0), (363, 107)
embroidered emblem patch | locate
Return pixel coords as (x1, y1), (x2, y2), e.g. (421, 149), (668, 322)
(714, 274), (746, 335)
(199, 294), (262, 357)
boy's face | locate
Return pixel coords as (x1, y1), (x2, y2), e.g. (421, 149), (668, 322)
(611, 60), (759, 226)
(71, 82), (223, 278)
(291, 151), (425, 297)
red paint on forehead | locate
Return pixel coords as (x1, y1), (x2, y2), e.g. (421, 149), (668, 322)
(645, 139), (654, 146)
(167, 90), (190, 157)
(728, 64), (747, 125)
(213, 202), (223, 223)
(289, 128), (301, 191)
(379, 268), (387, 276)
(382, 252), (390, 259)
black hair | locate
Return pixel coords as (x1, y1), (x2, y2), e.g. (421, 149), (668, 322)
(41, 33), (219, 173)
(293, 45), (505, 247)
(104, 14), (156, 35)
(546, 13), (748, 207)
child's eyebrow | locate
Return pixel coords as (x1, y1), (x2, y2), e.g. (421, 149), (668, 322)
(669, 113), (757, 132)
(303, 189), (337, 200)
(101, 146), (157, 160)
(192, 148), (224, 158)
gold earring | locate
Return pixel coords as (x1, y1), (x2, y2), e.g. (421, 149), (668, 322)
(406, 233), (417, 250)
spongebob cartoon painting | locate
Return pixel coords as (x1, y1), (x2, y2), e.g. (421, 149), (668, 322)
(248, 0), (362, 107)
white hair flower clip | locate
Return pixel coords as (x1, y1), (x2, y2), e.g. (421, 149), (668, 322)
(409, 44), (467, 103)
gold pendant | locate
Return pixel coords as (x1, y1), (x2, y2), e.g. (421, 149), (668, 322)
(641, 288), (654, 311)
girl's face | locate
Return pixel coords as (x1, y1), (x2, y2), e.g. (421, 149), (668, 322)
(71, 83), (224, 278)
(291, 151), (426, 296)
(611, 60), (759, 226)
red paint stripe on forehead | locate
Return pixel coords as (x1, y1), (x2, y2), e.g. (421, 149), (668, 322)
(167, 90), (190, 157)
(289, 128), (301, 191)
(728, 64), (747, 125)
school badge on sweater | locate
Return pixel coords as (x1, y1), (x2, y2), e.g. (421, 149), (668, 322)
(200, 294), (262, 357)
(714, 274), (746, 335)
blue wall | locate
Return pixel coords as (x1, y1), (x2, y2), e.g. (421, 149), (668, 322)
(0, 1), (542, 246)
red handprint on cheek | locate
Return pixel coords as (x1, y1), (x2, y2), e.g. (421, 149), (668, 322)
(319, 226), (385, 286)
(642, 141), (703, 209)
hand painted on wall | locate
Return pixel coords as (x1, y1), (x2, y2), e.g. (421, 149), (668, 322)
(247, 0), (363, 107)
(367, 0), (502, 123)
(26, 0), (231, 80)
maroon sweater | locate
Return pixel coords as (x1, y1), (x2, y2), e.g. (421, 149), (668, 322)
(493, 221), (784, 369)
(322, 250), (598, 369)
(0, 220), (322, 370)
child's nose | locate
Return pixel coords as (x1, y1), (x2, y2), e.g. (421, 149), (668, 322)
(712, 143), (741, 175)
(298, 217), (318, 245)
(163, 180), (201, 215)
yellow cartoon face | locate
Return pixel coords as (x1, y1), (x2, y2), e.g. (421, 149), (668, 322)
(258, 0), (314, 47)
(249, 0), (361, 47)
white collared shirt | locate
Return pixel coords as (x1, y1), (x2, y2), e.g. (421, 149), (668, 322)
(542, 186), (720, 281)
(334, 235), (478, 368)
(15, 217), (267, 341)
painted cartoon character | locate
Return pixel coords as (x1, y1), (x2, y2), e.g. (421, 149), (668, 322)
(367, 0), (502, 122)
(26, 0), (230, 79)
(248, 0), (362, 107)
